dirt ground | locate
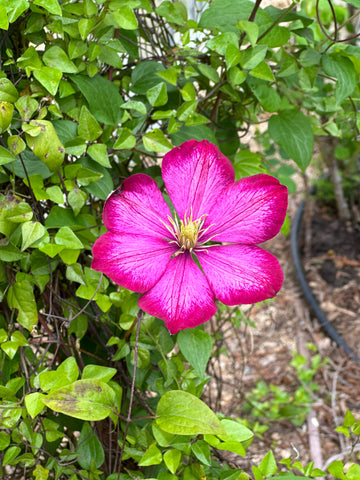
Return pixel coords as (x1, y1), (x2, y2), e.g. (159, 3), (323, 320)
(204, 185), (360, 477)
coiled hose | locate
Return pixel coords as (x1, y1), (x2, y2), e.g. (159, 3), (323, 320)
(290, 199), (360, 364)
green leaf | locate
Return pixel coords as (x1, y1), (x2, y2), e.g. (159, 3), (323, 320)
(177, 328), (213, 378)
(42, 379), (116, 421)
(197, 63), (220, 83)
(322, 54), (357, 104)
(0, 432), (10, 451)
(146, 82), (168, 107)
(7, 276), (38, 330)
(0, 243), (26, 262)
(25, 120), (65, 171)
(156, 390), (226, 436)
(258, 451), (277, 477)
(7, 135), (25, 156)
(15, 95), (38, 121)
(32, 464), (49, 480)
(225, 44), (241, 69)
(43, 46), (77, 73)
(250, 61), (274, 81)
(87, 143), (111, 167)
(239, 45), (268, 70)
(113, 128), (136, 149)
(0, 101), (14, 133)
(268, 110), (314, 172)
(69, 74), (124, 125)
(156, 1), (187, 26)
(157, 68), (178, 86)
(191, 440), (211, 466)
(219, 419), (253, 444)
(0, 6), (9, 29)
(177, 100), (197, 122)
(111, 6), (138, 30)
(68, 188), (87, 216)
(55, 226), (84, 250)
(33, 0), (61, 15)
(143, 129), (173, 153)
(24, 392), (46, 419)
(78, 106), (102, 141)
(77, 423), (104, 470)
(78, 17), (96, 40)
(237, 20), (258, 46)
(163, 449), (181, 474)
(0, 78), (18, 103)
(138, 444), (162, 466)
(199, 0), (254, 33)
(34, 67), (62, 96)
(0, 146), (16, 165)
(21, 221), (46, 251)
(82, 365), (117, 383)
(39, 357), (79, 393)
(131, 61), (165, 94)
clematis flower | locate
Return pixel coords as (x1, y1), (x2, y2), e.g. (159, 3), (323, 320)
(91, 140), (288, 334)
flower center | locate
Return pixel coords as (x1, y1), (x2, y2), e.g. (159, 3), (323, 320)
(163, 208), (210, 254)
(178, 216), (202, 250)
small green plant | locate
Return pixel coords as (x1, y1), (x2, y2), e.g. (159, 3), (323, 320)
(243, 346), (327, 427)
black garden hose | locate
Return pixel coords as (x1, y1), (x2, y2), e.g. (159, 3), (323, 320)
(291, 199), (360, 364)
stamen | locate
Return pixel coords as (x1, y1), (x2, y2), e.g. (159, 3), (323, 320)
(160, 207), (217, 255)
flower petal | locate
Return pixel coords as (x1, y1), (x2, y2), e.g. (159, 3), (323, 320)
(138, 252), (217, 334)
(162, 140), (234, 220)
(92, 232), (176, 293)
(197, 244), (283, 305)
(103, 174), (172, 238)
(204, 174), (288, 244)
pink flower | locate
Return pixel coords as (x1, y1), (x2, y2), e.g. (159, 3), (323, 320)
(91, 140), (288, 334)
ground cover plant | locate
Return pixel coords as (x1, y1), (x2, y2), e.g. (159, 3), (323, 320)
(0, 0), (360, 479)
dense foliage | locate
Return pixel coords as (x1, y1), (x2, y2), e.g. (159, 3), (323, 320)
(1, 0), (360, 479)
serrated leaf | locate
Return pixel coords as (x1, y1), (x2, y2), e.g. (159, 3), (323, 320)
(156, 390), (226, 435)
(268, 110), (314, 172)
(42, 379), (116, 421)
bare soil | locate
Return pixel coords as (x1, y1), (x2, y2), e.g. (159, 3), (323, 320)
(205, 195), (360, 477)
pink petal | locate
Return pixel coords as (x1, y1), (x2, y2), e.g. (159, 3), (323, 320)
(92, 232), (176, 293)
(204, 174), (288, 244)
(138, 252), (217, 334)
(103, 174), (172, 238)
(162, 140), (235, 220)
(196, 244), (283, 305)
